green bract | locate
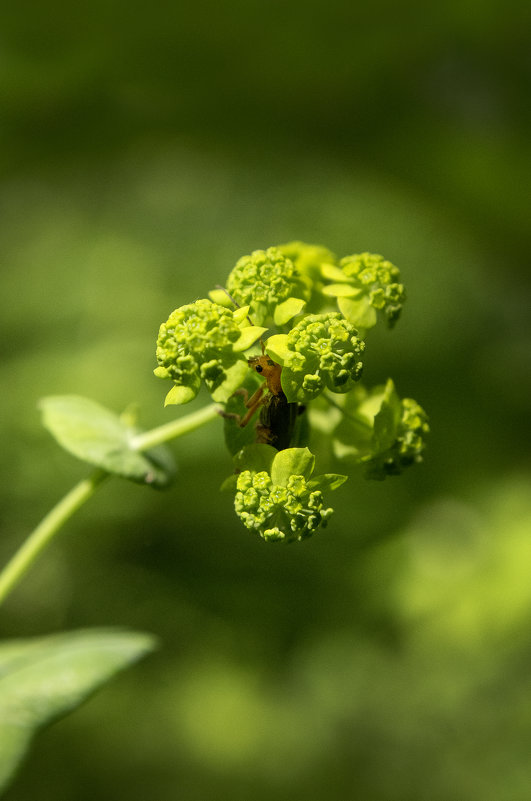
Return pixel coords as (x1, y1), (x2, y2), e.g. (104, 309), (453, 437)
(155, 299), (265, 405)
(322, 252), (405, 329)
(362, 395), (429, 480)
(225, 247), (309, 326)
(233, 446), (346, 543)
(331, 379), (429, 479)
(266, 312), (365, 403)
(278, 240), (337, 285)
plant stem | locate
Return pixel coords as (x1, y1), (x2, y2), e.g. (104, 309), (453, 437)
(0, 470), (108, 606)
(324, 391), (373, 430)
(0, 403), (220, 606)
(129, 402), (219, 451)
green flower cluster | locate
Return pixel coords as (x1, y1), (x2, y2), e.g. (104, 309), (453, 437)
(154, 243), (428, 542)
(329, 379), (429, 480)
(267, 312), (365, 403)
(155, 299), (264, 405)
(231, 446), (345, 542)
(362, 396), (430, 480)
(322, 252), (405, 329)
(235, 471), (333, 543)
(225, 247), (309, 325)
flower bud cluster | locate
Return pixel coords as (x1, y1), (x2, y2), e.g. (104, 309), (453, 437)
(338, 252), (405, 327)
(234, 470), (333, 543)
(279, 312), (365, 402)
(226, 247), (308, 325)
(155, 299), (244, 402)
(362, 397), (430, 479)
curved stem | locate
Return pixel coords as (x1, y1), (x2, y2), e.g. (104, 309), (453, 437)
(129, 402), (219, 451)
(324, 391), (373, 430)
(0, 403), (221, 607)
(0, 469), (108, 606)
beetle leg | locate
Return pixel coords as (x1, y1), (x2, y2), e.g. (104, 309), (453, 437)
(239, 384), (265, 427)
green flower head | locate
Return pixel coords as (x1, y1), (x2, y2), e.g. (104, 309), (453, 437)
(322, 252), (405, 330)
(331, 379), (429, 480)
(155, 299), (264, 405)
(225, 247), (309, 325)
(232, 446), (346, 543)
(362, 396), (430, 480)
(266, 312), (365, 403)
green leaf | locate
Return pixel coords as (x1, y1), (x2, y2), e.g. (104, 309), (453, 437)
(232, 326), (268, 352)
(232, 305), (251, 324)
(164, 384), (197, 406)
(207, 288), (233, 307)
(321, 263), (348, 282)
(220, 473), (238, 492)
(153, 366), (170, 379)
(273, 297), (306, 326)
(0, 629), (156, 794)
(39, 396), (176, 488)
(338, 295), (377, 329)
(271, 447), (315, 486)
(373, 379), (402, 452)
(321, 283), (360, 298)
(308, 473), (348, 492)
(263, 334), (290, 365)
(211, 360), (250, 403)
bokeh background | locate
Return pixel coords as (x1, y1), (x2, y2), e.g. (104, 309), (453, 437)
(1, 1), (530, 799)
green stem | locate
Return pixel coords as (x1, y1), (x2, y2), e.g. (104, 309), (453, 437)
(0, 470), (108, 606)
(0, 403), (220, 606)
(324, 391), (373, 430)
(129, 402), (219, 451)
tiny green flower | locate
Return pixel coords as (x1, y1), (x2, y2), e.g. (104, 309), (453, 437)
(234, 469), (332, 543)
(322, 252), (405, 330)
(232, 446), (346, 543)
(155, 299), (264, 405)
(225, 247), (309, 325)
(267, 313), (365, 403)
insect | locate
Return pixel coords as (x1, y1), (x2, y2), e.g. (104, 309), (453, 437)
(227, 346), (301, 451)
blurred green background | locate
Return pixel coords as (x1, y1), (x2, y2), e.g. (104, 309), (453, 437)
(1, 1), (530, 799)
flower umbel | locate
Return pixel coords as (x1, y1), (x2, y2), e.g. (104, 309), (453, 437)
(266, 312), (365, 403)
(225, 247), (309, 325)
(232, 447), (346, 543)
(362, 395), (430, 480)
(155, 298), (264, 405)
(330, 379), (429, 480)
(322, 252), (405, 330)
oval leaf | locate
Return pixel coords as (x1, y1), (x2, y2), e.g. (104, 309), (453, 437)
(321, 283), (360, 298)
(320, 263), (348, 281)
(264, 334), (290, 365)
(271, 447), (315, 486)
(232, 326), (268, 352)
(164, 384), (197, 406)
(207, 288), (233, 307)
(338, 296), (378, 329)
(0, 629), (156, 794)
(211, 360), (250, 404)
(308, 473), (348, 492)
(39, 396), (176, 488)
(273, 297), (306, 326)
